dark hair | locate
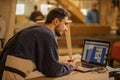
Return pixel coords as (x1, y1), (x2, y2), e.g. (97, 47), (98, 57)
(34, 5), (38, 10)
(45, 8), (70, 24)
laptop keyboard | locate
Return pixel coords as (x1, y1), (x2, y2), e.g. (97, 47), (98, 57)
(82, 62), (96, 68)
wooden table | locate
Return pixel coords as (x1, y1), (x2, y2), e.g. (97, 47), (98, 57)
(25, 55), (114, 80)
(26, 70), (113, 80)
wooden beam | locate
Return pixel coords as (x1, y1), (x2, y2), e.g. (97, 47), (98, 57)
(4, 0), (16, 45)
(56, 0), (85, 23)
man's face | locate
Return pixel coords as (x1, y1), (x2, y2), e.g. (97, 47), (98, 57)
(54, 17), (69, 37)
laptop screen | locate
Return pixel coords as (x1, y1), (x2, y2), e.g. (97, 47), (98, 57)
(81, 39), (110, 66)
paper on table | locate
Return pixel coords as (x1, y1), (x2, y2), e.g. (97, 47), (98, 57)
(106, 66), (120, 71)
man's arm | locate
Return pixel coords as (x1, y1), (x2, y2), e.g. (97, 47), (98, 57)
(40, 33), (73, 77)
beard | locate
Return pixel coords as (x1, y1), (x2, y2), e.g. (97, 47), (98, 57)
(54, 24), (62, 37)
(55, 28), (61, 37)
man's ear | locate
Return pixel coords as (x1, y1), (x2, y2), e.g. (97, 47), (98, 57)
(53, 18), (60, 26)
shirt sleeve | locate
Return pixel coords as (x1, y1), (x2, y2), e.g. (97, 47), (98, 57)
(39, 32), (73, 77)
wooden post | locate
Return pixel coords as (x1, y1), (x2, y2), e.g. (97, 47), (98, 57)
(4, 0), (16, 45)
(111, 7), (119, 35)
(65, 20), (72, 60)
(99, 0), (108, 25)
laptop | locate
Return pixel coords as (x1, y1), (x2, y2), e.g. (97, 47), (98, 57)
(75, 39), (110, 72)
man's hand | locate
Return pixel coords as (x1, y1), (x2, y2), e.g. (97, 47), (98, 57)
(67, 61), (78, 70)
(60, 59), (80, 70)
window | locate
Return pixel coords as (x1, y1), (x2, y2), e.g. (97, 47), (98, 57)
(40, 4), (53, 15)
(16, 4), (25, 15)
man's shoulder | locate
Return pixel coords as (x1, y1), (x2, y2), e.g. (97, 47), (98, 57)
(33, 26), (53, 35)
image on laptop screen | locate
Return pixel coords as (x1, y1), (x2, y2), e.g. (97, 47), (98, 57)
(82, 39), (110, 66)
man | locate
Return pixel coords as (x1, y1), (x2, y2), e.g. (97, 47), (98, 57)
(1, 8), (77, 80)
(85, 3), (99, 24)
(30, 5), (44, 22)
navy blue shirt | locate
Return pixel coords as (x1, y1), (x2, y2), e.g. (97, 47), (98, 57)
(12, 26), (73, 77)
